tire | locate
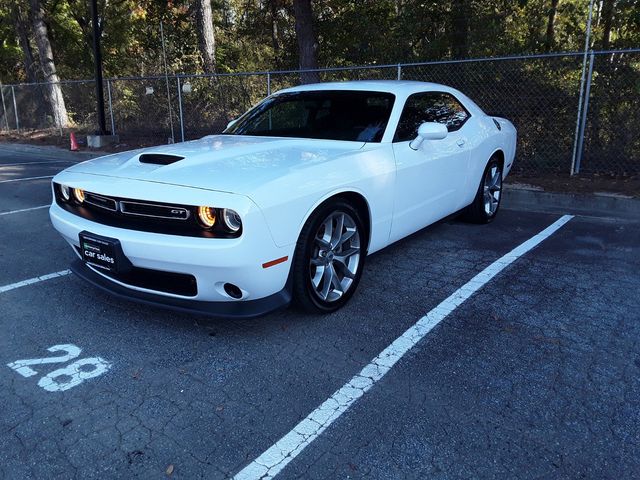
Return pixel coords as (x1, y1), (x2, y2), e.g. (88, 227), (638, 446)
(463, 157), (503, 224)
(292, 199), (367, 314)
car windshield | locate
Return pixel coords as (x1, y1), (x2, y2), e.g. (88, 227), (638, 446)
(224, 90), (395, 142)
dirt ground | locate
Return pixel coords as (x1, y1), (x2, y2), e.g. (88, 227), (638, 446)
(1, 129), (638, 197)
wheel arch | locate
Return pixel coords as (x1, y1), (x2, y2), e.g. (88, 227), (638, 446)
(298, 189), (372, 254)
(490, 148), (505, 169)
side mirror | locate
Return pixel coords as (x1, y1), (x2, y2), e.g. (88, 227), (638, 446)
(226, 119), (238, 130)
(409, 122), (448, 150)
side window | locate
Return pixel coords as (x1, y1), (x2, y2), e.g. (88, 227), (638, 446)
(394, 92), (470, 142)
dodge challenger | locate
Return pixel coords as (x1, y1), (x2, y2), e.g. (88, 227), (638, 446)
(50, 80), (516, 317)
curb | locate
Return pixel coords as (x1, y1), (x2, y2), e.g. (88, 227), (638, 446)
(503, 187), (640, 220)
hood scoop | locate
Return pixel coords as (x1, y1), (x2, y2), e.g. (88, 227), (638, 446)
(138, 153), (185, 165)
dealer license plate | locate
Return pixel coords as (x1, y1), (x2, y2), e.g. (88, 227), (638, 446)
(79, 231), (123, 273)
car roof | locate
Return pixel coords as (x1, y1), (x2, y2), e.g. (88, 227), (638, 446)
(276, 80), (459, 96)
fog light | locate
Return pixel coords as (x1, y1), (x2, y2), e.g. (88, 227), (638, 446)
(60, 184), (71, 201)
(222, 208), (242, 232)
(73, 188), (85, 203)
(223, 283), (242, 299)
(197, 206), (216, 228)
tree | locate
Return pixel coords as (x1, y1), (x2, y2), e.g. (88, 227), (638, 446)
(450, 0), (470, 59)
(30, 0), (68, 128)
(12, 3), (38, 84)
(269, 0), (281, 53)
(293, 0), (319, 83)
(545, 0), (560, 51)
(600, 0), (615, 49)
(195, 0), (216, 73)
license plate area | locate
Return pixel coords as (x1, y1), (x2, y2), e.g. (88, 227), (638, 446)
(79, 231), (132, 274)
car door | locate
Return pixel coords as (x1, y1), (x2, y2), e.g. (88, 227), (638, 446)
(389, 91), (472, 243)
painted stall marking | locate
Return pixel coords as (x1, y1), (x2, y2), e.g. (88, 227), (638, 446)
(7, 344), (111, 392)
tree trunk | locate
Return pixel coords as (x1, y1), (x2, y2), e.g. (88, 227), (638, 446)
(195, 0), (216, 73)
(13, 5), (39, 84)
(450, 0), (470, 59)
(545, 0), (560, 52)
(13, 4), (49, 127)
(269, 0), (280, 53)
(30, 0), (68, 129)
(293, 0), (320, 84)
(601, 0), (615, 50)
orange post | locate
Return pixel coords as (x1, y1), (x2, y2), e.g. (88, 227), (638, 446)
(70, 132), (79, 151)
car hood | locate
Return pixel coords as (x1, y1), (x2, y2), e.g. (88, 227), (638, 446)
(67, 135), (365, 195)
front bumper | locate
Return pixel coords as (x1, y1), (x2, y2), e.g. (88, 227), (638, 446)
(49, 177), (294, 310)
(70, 259), (291, 318)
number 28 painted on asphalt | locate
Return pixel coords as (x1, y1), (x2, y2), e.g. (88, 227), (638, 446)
(6, 344), (111, 392)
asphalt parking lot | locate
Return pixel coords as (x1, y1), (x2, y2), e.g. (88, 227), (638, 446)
(1, 144), (639, 479)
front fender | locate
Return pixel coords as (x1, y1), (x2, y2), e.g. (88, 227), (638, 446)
(248, 146), (396, 254)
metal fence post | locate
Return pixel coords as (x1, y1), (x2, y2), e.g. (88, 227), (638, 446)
(570, 0), (595, 175)
(267, 72), (271, 96)
(106, 79), (116, 135)
(11, 86), (19, 130)
(0, 83), (9, 131)
(574, 51), (595, 174)
(397, 64), (402, 80)
(177, 76), (185, 142)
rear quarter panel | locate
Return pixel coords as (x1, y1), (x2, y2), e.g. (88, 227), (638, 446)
(462, 115), (517, 206)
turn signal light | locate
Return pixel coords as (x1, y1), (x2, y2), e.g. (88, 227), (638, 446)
(197, 206), (217, 228)
(73, 188), (85, 203)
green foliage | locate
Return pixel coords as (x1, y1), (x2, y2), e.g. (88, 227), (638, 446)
(0, 0), (638, 83)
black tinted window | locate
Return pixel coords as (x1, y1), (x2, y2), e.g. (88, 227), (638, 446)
(225, 91), (395, 142)
(394, 92), (470, 142)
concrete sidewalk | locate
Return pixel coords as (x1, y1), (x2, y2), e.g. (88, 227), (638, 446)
(503, 184), (640, 220)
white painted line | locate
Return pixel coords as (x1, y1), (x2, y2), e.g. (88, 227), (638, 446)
(0, 270), (71, 294)
(0, 160), (75, 167)
(0, 175), (54, 184)
(233, 214), (574, 480)
(0, 205), (49, 216)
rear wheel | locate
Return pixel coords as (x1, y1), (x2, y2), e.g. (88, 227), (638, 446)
(463, 157), (503, 224)
(292, 200), (366, 313)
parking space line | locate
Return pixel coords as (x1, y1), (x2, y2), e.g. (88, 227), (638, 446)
(233, 214), (574, 480)
(0, 160), (76, 167)
(0, 205), (49, 216)
(0, 270), (71, 294)
(0, 175), (54, 184)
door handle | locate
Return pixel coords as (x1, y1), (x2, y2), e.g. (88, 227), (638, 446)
(456, 139), (466, 147)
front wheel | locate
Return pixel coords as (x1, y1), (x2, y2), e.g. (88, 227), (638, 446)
(292, 200), (366, 313)
(463, 157), (503, 224)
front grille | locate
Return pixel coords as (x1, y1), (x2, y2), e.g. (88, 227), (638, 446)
(120, 200), (190, 220)
(101, 266), (198, 297)
(85, 192), (118, 211)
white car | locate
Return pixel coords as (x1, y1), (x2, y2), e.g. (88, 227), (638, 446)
(50, 81), (516, 317)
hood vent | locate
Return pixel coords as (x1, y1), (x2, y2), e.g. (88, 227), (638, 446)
(138, 153), (185, 165)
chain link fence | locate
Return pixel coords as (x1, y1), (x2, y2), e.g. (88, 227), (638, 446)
(1, 49), (638, 176)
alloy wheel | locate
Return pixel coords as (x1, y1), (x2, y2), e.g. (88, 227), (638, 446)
(483, 164), (502, 217)
(309, 211), (361, 303)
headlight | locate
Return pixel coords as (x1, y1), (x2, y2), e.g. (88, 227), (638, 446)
(60, 184), (71, 201)
(222, 209), (242, 232)
(197, 206), (217, 228)
(73, 188), (85, 203)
